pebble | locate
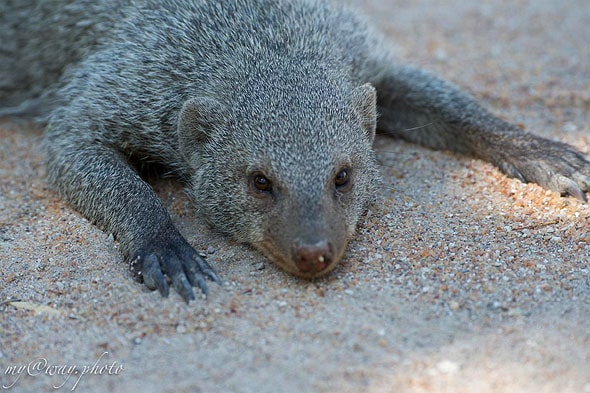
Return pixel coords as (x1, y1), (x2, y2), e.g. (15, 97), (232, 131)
(562, 122), (578, 133)
(436, 360), (460, 374)
(433, 48), (448, 62)
(507, 308), (523, 317)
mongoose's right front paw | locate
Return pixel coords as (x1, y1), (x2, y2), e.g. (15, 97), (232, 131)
(130, 228), (221, 303)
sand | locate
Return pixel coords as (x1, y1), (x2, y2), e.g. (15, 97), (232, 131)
(1, 0), (589, 392)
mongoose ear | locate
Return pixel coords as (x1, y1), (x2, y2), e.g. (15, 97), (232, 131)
(353, 83), (377, 144)
(178, 97), (227, 157)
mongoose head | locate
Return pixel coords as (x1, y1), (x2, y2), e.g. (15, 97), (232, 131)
(179, 79), (380, 278)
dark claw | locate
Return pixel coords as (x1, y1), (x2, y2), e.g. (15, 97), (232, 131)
(185, 257), (209, 297)
(193, 254), (222, 285)
(511, 168), (527, 184)
(498, 161), (526, 184)
(207, 270), (222, 286)
(142, 254), (170, 297)
(565, 185), (587, 202)
(171, 270), (196, 303)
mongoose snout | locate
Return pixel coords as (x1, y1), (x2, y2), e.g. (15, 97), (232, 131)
(292, 239), (333, 275)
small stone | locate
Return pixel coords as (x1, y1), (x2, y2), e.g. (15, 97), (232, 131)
(489, 301), (502, 310)
(436, 360), (459, 374)
(434, 48), (448, 61)
(507, 308), (523, 317)
(562, 122), (578, 133)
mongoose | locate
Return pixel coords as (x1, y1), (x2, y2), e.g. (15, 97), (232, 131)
(1, 0), (589, 302)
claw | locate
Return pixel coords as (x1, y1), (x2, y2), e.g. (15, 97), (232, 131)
(186, 268), (209, 297)
(171, 272), (196, 303)
(565, 185), (588, 202)
(512, 169), (527, 184)
(497, 161), (527, 183)
(193, 254), (222, 286)
(142, 254), (170, 297)
(206, 269), (223, 286)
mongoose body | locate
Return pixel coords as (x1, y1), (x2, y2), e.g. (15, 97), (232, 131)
(1, 0), (589, 301)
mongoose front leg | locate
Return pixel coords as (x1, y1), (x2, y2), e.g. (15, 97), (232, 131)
(44, 117), (220, 302)
(372, 65), (590, 201)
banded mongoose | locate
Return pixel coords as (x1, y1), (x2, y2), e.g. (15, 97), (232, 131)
(1, 0), (589, 302)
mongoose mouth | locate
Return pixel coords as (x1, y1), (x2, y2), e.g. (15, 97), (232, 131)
(295, 253), (329, 274)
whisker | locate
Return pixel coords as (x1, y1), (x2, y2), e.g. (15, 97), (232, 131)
(377, 122), (434, 136)
(400, 122), (434, 132)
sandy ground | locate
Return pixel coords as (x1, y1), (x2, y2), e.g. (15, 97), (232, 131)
(1, 0), (589, 392)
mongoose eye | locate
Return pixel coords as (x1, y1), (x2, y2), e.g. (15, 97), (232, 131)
(334, 168), (352, 192)
(250, 173), (273, 194)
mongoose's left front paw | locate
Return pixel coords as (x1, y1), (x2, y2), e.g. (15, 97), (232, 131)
(493, 134), (590, 201)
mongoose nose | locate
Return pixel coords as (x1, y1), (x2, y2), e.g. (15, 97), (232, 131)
(293, 240), (333, 274)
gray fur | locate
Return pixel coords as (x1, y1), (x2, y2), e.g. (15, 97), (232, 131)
(1, 0), (589, 301)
